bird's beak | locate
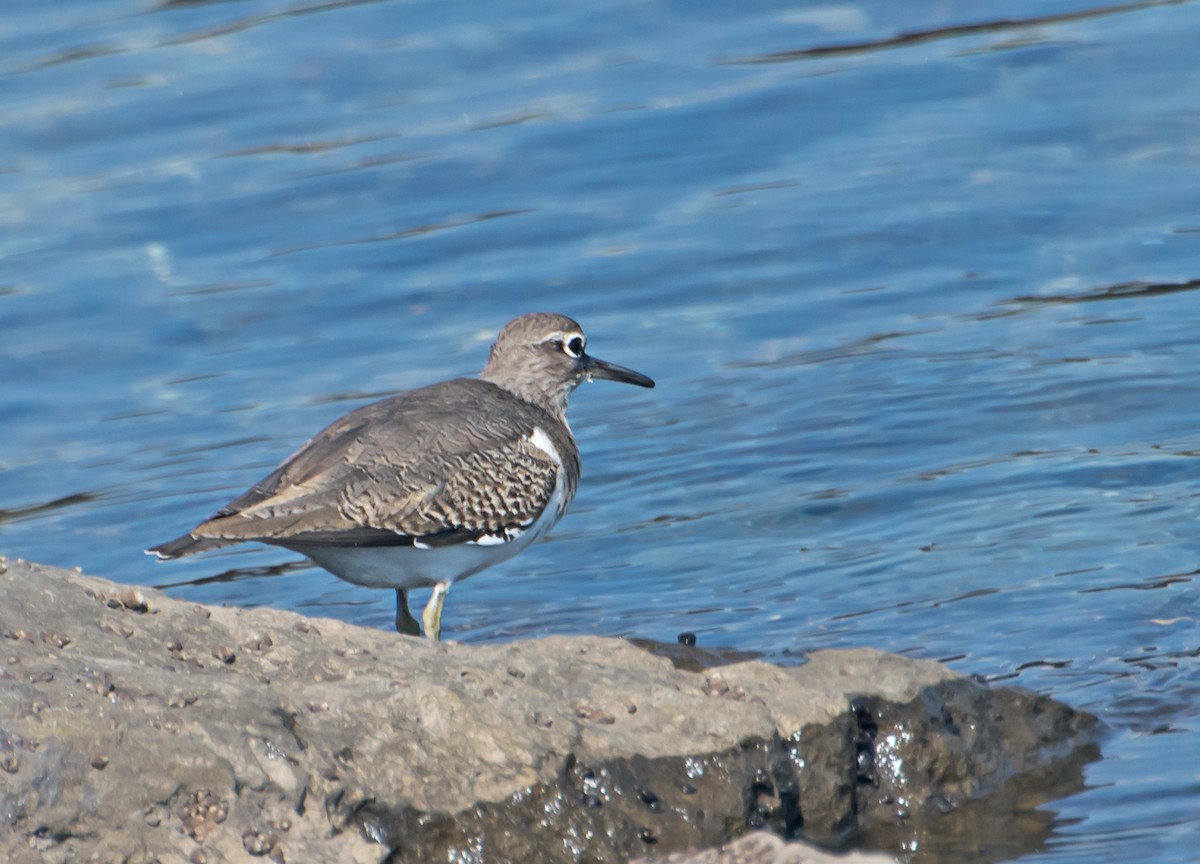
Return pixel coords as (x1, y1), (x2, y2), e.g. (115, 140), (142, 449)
(582, 354), (655, 388)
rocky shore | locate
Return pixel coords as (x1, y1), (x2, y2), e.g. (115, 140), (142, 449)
(0, 558), (1100, 863)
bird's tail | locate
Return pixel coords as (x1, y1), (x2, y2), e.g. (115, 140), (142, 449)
(146, 533), (234, 559)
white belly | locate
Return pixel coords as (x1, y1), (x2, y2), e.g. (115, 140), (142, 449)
(298, 467), (567, 590)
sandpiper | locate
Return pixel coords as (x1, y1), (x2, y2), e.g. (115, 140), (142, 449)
(148, 312), (655, 640)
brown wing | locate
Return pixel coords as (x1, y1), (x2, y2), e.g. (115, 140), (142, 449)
(149, 378), (578, 556)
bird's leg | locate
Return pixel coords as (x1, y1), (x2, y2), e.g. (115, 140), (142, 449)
(421, 581), (451, 642)
(394, 589), (422, 637)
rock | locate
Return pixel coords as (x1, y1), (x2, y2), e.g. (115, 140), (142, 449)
(639, 831), (898, 863)
(0, 558), (1099, 863)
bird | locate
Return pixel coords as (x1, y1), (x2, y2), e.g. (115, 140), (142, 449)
(148, 312), (655, 640)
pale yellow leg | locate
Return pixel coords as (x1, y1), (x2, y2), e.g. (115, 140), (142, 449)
(394, 589), (421, 637)
(421, 581), (451, 641)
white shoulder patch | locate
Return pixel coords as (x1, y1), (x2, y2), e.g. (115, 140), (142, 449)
(528, 426), (564, 468)
(528, 425), (569, 519)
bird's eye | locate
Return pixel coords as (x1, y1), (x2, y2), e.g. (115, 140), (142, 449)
(563, 335), (585, 358)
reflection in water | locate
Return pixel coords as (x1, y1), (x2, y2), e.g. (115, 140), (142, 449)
(1008, 278), (1200, 306)
(1078, 567), (1196, 593)
(270, 209), (535, 258)
(222, 132), (391, 159)
(728, 330), (918, 370)
(159, 0), (388, 47)
(0, 493), (97, 525)
(727, 0), (1173, 64)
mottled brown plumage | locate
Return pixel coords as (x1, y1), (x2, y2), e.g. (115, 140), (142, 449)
(149, 312), (654, 640)
(159, 379), (578, 551)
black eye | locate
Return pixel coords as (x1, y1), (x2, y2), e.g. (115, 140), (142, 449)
(564, 336), (585, 357)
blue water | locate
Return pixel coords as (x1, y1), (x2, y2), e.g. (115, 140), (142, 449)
(3, 0), (1199, 860)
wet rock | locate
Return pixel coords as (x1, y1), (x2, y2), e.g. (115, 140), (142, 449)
(642, 830), (898, 863)
(0, 559), (1099, 863)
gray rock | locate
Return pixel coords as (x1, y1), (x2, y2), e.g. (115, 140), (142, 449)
(0, 558), (1099, 863)
(638, 831), (898, 864)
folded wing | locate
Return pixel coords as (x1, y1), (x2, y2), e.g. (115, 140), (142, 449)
(148, 379), (578, 557)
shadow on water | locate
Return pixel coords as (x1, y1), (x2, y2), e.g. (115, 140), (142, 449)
(150, 556), (310, 590)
